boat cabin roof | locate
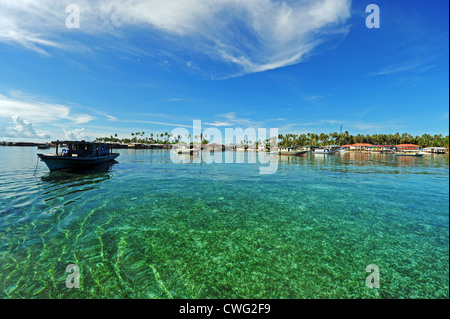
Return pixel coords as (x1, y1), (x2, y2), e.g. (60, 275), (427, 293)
(51, 140), (107, 146)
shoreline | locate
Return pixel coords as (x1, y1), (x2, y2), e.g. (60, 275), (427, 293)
(1, 141), (448, 154)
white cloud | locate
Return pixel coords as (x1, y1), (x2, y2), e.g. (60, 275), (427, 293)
(204, 121), (233, 127)
(64, 128), (89, 140)
(0, 92), (95, 124)
(72, 114), (96, 124)
(9, 115), (50, 139)
(0, 0), (352, 76)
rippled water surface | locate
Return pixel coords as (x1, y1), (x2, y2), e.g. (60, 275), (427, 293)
(0, 147), (448, 298)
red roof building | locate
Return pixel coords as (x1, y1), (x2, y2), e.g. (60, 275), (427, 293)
(352, 143), (374, 147)
(395, 144), (421, 150)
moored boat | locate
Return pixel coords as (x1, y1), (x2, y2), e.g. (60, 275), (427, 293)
(269, 147), (308, 156)
(174, 145), (199, 155)
(177, 149), (199, 155)
(394, 153), (423, 157)
(37, 140), (119, 171)
(311, 147), (339, 155)
(278, 147), (308, 156)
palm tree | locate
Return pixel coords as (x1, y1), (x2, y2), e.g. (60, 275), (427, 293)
(310, 133), (319, 146)
(306, 133), (311, 145)
(330, 132), (339, 145)
(319, 133), (328, 146)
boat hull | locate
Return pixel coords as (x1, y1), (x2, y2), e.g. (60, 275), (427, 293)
(312, 150), (339, 155)
(394, 153), (423, 157)
(278, 151), (308, 156)
(38, 153), (119, 171)
(176, 149), (199, 155)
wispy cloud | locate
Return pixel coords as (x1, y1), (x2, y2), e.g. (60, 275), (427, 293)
(217, 112), (264, 128)
(304, 95), (327, 101)
(0, 1), (73, 56)
(368, 60), (434, 76)
(204, 121), (233, 127)
(88, 109), (119, 122)
(127, 120), (193, 128)
(0, 0), (352, 77)
(167, 98), (183, 102)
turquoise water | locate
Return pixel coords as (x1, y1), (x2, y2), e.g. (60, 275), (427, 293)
(0, 147), (448, 299)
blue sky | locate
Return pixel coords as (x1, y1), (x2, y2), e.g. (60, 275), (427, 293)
(0, 0), (448, 142)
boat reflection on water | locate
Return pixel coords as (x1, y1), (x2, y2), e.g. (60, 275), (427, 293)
(40, 160), (117, 184)
(39, 161), (117, 200)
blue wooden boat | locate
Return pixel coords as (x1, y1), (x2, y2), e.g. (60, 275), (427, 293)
(37, 140), (119, 171)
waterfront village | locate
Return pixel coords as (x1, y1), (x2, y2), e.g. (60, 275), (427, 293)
(1, 130), (449, 154)
(1, 142), (447, 155)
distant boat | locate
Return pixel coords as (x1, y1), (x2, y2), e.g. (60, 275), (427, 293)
(37, 140), (119, 171)
(177, 149), (199, 155)
(278, 148), (308, 156)
(394, 153), (423, 157)
(37, 144), (50, 149)
(174, 145), (199, 155)
(311, 147), (339, 155)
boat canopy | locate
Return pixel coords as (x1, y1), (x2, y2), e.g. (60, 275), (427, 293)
(51, 140), (103, 145)
(51, 140), (113, 157)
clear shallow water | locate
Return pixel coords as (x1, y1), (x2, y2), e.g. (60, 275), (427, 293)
(0, 147), (448, 299)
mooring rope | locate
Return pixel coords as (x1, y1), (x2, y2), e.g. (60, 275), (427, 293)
(33, 155), (39, 176)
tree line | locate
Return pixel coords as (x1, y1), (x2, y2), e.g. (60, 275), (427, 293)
(95, 131), (449, 148)
(277, 132), (449, 148)
(95, 131), (207, 145)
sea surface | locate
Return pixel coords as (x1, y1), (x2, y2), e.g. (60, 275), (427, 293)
(0, 147), (448, 299)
